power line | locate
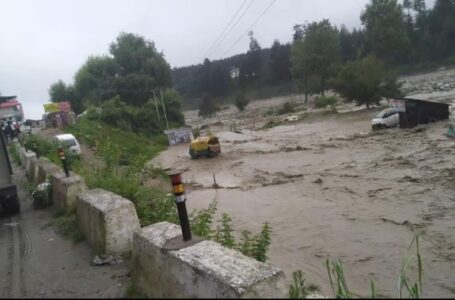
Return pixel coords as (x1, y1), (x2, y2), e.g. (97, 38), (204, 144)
(222, 0), (276, 58)
(174, 0), (268, 91)
(201, 0), (249, 61)
(206, 0), (257, 59)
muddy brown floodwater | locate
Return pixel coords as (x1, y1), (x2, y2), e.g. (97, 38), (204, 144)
(151, 69), (455, 297)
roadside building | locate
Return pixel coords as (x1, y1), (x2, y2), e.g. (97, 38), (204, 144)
(43, 101), (76, 128)
(389, 98), (450, 128)
(0, 96), (24, 123)
(164, 126), (193, 146)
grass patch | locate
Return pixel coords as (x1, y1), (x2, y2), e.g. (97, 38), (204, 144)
(65, 118), (167, 166)
(289, 270), (320, 298)
(52, 212), (85, 243)
(322, 234), (423, 298)
(261, 119), (282, 130)
(125, 283), (146, 298)
(314, 95), (339, 110)
(7, 143), (21, 165)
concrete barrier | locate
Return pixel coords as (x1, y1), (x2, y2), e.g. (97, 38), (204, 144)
(27, 157), (39, 183)
(52, 171), (87, 213)
(132, 222), (287, 298)
(76, 188), (141, 254)
(35, 158), (61, 184)
(24, 152), (37, 180)
(19, 147), (27, 166)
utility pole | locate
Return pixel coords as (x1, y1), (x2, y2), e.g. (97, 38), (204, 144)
(160, 88), (169, 129)
(152, 90), (161, 124)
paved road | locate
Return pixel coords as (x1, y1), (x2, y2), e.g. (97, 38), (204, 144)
(0, 165), (130, 298)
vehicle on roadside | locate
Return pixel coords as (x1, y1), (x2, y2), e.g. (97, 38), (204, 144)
(52, 134), (82, 155)
(20, 124), (32, 135)
(189, 133), (221, 159)
(371, 108), (401, 130)
(0, 131), (20, 217)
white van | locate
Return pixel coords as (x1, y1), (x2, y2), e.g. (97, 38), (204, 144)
(371, 108), (401, 130)
(52, 134), (82, 155)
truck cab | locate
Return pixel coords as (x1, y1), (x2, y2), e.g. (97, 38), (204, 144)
(0, 132), (20, 217)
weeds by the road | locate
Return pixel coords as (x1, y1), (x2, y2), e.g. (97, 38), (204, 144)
(291, 234), (423, 298)
(289, 270), (320, 298)
(265, 101), (300, 117)
(52, 212), (85, 243)
(190, 200), (272, 262)
(125, 283), (146, 299)
(8, 143), (21, 165)
(315, 95), (339, 111)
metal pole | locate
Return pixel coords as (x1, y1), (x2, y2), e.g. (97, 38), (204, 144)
(160, 89), (169, 129)
(169, 172), (192, 241)
(153, 90), (161, 123)
(58, 147), (70, 177)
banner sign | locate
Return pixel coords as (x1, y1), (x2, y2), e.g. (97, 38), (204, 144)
(389, 99), (406, 112)
(43, 103), (60, 113)
(43, 101), (72, 113)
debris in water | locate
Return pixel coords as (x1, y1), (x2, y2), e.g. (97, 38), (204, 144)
(313, 178), (323, 184)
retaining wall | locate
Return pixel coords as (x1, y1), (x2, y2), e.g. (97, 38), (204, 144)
(14, 145), (291, 298)
(132, 222), (287, 298)
(76, 188), (140, 254)
(35, 157), (61, 184)
(52, 171), (87, 213)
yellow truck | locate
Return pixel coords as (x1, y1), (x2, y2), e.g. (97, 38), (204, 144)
(189, 134), (221, 159)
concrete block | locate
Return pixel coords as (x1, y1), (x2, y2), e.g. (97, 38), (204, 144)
(132, 222), (287, 298)
(19, 147), (27, 166)
(76, 188), (140, 254)
(24, 152), (37, 180)
(52, 171), (86, 213)
(35, 158), (61, 184)
(27, 157), (39, 183)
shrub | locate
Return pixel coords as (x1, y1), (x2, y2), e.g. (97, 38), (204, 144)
(235, 94), (250, 111)
(289, 270), (319, 298)
(7, 143), (21, 165)
(198, 94), (219, 117)
(314, 95), (339, 109)
(277, 101), (296, 115)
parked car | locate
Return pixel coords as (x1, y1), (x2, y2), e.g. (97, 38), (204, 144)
(20, 124), (32, 135)
(372, 108), (401, 130)
(52, 134), (82, 155)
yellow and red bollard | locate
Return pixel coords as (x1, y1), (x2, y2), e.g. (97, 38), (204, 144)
(169, 171), (192, 241)
(58, 147), (70, 177)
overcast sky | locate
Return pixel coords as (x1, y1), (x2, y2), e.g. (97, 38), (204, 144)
(0, 0), (433, 120)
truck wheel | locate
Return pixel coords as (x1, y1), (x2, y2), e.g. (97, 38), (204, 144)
(0, 196), (20, 217)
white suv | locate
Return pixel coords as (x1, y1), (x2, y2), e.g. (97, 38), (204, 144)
(52, 134), (82, 155)
(372, 108), (401, 130)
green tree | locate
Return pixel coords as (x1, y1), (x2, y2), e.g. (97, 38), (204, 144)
(427, 0), (455, 60)
(234, 93), (250, 111)
(331, 55), (402, 108)
(49, 80), (69, 103)
(161, 89), (185, 126)
(198, 93), (218, 117)
(74, 55), (118, 107)
(339, 26), (364, 63)
(240, 31), (262, 88)
(291, 19), (340, 100)
(110, 32), (172, 105)
(49, 80), (83, 114)
(268, 40), (292, 84)
(361, 0), (410, 64)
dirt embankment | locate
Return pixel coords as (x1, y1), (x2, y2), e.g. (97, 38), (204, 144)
(151, 67), (455, 297)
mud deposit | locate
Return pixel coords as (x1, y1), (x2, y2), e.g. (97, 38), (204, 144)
(151, 69), (455, 297)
